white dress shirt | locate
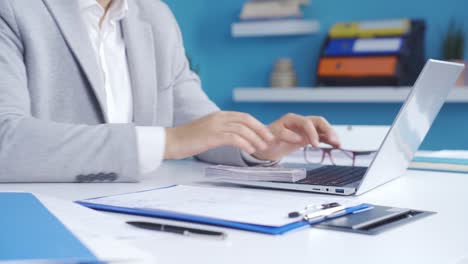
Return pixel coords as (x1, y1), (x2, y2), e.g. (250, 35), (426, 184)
(79, 0), (164, 174)
(79, 0), (272, 174)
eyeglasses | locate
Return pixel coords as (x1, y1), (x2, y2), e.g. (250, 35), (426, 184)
(303, 146), (377, 167)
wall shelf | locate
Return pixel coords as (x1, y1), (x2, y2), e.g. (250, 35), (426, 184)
(233, 87), (468, 103)
(231, 19), (320, 37)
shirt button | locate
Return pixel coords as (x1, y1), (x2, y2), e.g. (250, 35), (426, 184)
(88, 174), (97, 182)
(96, 173), (106, 181)
(76, 175), (86, 182)
(109, 173), (118, 181)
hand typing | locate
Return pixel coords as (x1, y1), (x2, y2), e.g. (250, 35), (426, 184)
(252, 114), (341, 161)
(164, 111), (274, 160)
(164, 111), (340, 162)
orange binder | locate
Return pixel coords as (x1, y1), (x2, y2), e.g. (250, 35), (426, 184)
(318, 57), (398, 77)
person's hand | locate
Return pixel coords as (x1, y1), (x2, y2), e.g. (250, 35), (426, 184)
(252, 114), (341, 161)
(164, 111), (275, 160)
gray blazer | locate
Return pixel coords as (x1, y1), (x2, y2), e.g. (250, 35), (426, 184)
(0, 0), (248, 183)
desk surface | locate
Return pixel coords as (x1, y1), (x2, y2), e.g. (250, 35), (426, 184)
(1, 160), (468, 264)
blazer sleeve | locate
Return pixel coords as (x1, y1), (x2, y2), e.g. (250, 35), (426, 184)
(0, 2), (140, 182)
(165, 5), (248, 167)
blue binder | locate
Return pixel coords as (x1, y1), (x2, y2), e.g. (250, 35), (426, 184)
(324, 37), (405, 56)
(0, 193), (98, 262)
(76, 186), (372, 235)
(409, 156), (468, 174)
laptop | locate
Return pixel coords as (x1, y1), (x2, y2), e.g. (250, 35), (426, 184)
(223, 59), (465, 196)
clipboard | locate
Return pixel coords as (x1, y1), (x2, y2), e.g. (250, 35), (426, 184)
(76, 185), (371, 235)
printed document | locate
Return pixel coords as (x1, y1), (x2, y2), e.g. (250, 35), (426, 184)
(80, 185), (355, 227)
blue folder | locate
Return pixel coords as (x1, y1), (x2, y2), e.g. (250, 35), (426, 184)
(413, 156), (468, 166)
(76, 186), (372, 235)
(410, 156), (468, 174)
(324, 37), (405, 56)
(0, 193), (98, 262)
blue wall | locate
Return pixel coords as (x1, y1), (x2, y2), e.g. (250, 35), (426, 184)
(164, 0), (468, 150)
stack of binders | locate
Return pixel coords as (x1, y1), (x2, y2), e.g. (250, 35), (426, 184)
(316, 19), (426, 87)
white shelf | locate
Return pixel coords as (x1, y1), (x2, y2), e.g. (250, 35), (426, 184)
(233, 87), (468, 103)
(231, 19), (320, 37)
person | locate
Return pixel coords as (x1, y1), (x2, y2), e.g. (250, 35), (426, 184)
(0, 0), (340, 183)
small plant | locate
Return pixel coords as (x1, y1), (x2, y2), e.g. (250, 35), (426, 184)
(442, 21), (465, 61)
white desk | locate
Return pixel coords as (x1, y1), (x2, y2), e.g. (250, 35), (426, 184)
(1, 160), (468, 264)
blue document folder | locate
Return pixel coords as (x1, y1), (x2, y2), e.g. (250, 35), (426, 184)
(0, 193), (97, 262)
(77, 201), (310, 235)
(325, 37), (404, 56)
(76, 185), (372, 235)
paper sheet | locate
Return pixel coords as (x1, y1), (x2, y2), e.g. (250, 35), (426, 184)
(37, 195), (157, 263)
(80, 185), (354, 227)
(415, 150), (468, 160)
(205, 165), (306, 182)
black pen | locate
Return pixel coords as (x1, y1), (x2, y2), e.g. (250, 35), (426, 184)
(126, 221), (227, 240)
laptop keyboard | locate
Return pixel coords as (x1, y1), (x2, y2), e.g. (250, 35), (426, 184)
(296, 166), (368, 187)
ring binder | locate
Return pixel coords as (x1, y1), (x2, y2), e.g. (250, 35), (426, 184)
(316, 19), (426, 86)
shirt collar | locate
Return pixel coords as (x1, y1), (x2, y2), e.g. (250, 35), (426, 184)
(109, 0), (128, 22)
(79, 0), (128, 21)
(78, 0), (98, 11)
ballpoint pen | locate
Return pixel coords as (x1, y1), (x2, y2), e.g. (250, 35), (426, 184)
(303, 205), (347, 221)
(288, 202), (341, 218)
(126, 221), (227, 240)
(305, 203), (373, 223)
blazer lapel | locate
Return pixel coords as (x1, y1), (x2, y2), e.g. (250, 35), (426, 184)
(121, 2), (158, 126)
(42, 0), (108, 121)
